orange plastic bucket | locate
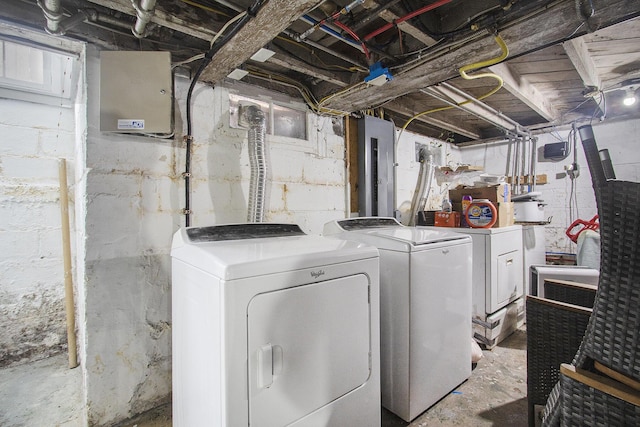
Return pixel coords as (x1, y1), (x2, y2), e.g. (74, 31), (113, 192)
(465, 199), (497, 228)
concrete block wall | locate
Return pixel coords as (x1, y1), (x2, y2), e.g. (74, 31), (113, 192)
(0, 98), (77, 367)
(82, 47), (348, 425)
(458, 117), (640, 254)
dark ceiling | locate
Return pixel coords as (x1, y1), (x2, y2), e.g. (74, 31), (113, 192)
(2, 0), (640, 143)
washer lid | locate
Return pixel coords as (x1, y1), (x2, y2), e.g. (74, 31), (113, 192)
(324, 217), (469, 250)
(358, 226), (469, 247)
(171, 224), (378, 280)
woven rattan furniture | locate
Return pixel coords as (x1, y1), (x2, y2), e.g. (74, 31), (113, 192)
(526, 279), (595, 426)
(543, 279), (597, 307)
(539, 125), (640, 426)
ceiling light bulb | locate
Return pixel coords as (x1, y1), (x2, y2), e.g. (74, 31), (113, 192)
(623, 87), (637, 106)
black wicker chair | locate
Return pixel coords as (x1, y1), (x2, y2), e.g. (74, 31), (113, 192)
(539, 125), (640, 426)
(526, 279), (596, 426)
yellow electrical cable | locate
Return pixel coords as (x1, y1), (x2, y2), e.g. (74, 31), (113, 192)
(317, 81), (367, 113)
(246, 67), (348, 116)
(401, 34), (509, 132)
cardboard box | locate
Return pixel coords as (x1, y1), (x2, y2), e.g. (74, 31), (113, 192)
(449, 184), (511, 204)
(434, 211), (460, 227)
(496, 202), (515, 228)
(453, 201), (514, 228)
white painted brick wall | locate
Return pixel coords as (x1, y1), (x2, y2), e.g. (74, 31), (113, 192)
(459, 117), (640, 254)
(0, 98), (76, 367)
(81, 53), (350, 425)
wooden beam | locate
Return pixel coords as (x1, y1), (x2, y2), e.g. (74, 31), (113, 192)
(378, 10), (439, 47)
(199, 0), (324, 83)
(321, 0), (640, 111)
(267, 53), (348, 87)
(488, 62), (560, 122)
(429, 85), (519, 132)
(385, 101), (482, 140)
(563, 37), (601, 89)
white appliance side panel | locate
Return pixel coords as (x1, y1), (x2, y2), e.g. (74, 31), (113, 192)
(171, 259), (224, 427)
(469, 234), (488, 319)
(487, 230), (524, 313)
(408, 242), (472, 421)
(522, 225), (546, 295)
(378, 250), (411, 417)
(247, 275), (371, 427)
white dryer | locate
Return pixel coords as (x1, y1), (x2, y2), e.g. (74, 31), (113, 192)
(323, 217), (472, 422)
(171, 224), (381, 427)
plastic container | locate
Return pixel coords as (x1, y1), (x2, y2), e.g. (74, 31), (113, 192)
(465, 199), (497, 228)
(442, 198), (452, 213)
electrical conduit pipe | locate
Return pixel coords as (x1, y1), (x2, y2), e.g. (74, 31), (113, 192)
(132, 0), (157, 39)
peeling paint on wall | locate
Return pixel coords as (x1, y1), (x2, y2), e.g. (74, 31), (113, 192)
(0, 96), (76, 368)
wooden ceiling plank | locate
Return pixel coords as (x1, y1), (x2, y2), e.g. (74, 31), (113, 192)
(321, 0), (640, 112)
(488, 62), (559, 121)
(563, 37), (601, 89)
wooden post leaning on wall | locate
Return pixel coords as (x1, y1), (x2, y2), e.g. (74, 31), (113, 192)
(345, 116), (359, 215)
(58, 159), (79, 369)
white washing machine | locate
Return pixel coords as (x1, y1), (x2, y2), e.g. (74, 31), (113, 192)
(323, 217), (472, 422)
(171, 223), (381, 427)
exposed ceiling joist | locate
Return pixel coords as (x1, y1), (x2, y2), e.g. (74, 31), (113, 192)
(429, 85), (521, 133)
(488, 63), (560, 122)
(563, 37), (601, 89)
(267, 53), (349, 87)
(386, 100), (482, 140)
(4, 0), (639, 144)
(321, 0), (640, 111)
(378, 9), (439, 47)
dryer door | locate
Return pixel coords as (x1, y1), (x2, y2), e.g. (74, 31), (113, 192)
(247, 274), (371, 427)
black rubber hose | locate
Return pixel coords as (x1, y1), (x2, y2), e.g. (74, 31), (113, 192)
(183, 0), (268, 226)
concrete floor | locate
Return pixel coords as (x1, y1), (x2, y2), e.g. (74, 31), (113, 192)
(0, 327), (527, 427)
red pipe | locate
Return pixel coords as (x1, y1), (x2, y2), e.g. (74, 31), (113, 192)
(363, 0), (452, 41)
(334, 20), (371, 59)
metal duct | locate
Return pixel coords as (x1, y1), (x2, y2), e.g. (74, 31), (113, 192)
(408, 148), (435, 226)
(245, 105), (268, 223)
(131, 0), (157, 39)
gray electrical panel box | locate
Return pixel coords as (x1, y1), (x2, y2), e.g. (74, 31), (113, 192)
(100, 51), (172, 133)
(357, 116), (395, 217)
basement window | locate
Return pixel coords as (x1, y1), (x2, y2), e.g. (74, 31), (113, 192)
(0, 37), (78, 106)
(229, 93), (308, 141)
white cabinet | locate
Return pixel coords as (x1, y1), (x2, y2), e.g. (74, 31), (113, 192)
(447, 225), (524, 348)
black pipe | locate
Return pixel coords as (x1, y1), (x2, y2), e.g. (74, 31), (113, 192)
(183, 0), (268, 227)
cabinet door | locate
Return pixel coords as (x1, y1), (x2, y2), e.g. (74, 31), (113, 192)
(247, 274), (371, 427)
(495, 250), (523, 309)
